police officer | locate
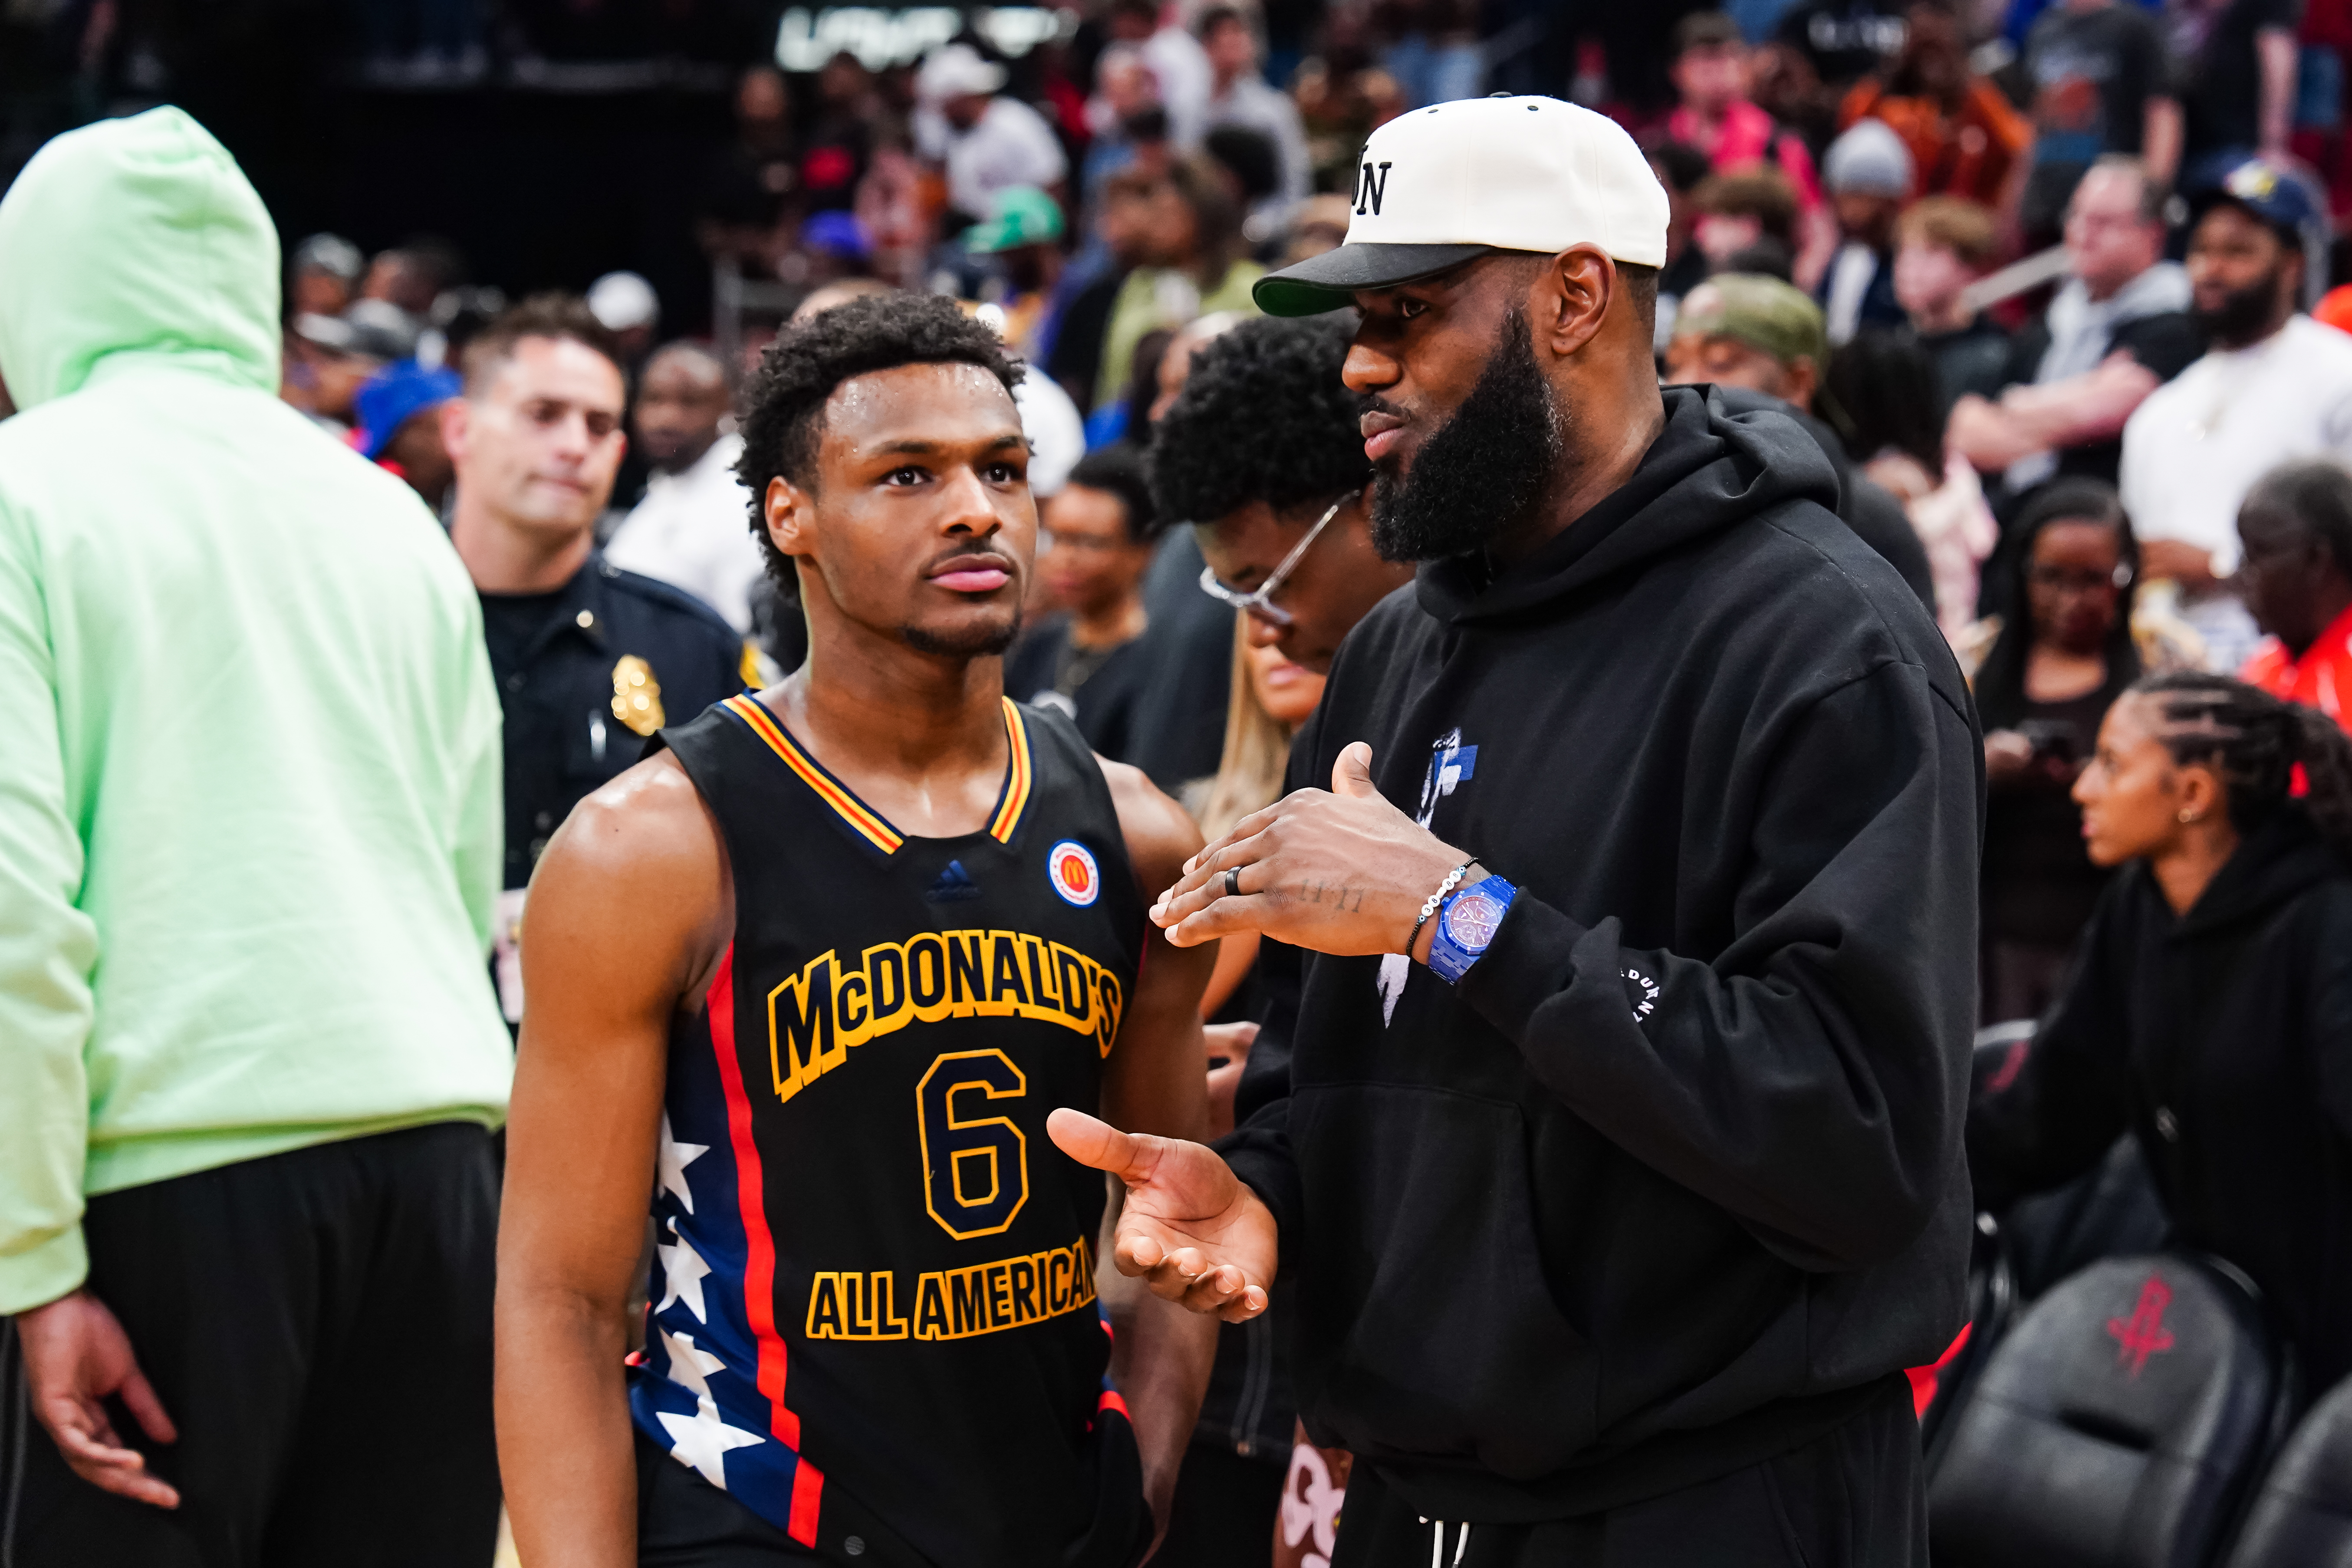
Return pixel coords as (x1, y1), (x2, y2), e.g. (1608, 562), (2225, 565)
(443, 295), (753, 1022)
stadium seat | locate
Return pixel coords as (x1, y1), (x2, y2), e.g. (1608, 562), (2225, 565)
(1929, 1254), (2287, 1568)
(2223, 1375), (2352, 1567)
(1970, 1022), (2171, 1300)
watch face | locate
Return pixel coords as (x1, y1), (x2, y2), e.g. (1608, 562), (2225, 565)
(1443, 890), (1504, 951)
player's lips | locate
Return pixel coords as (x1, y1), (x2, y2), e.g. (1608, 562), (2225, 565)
(1360, 409), (1406, 462)
(927, 553), (1014, 593)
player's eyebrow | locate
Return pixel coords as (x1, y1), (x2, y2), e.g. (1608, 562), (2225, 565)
(869, 432), (1030, 457)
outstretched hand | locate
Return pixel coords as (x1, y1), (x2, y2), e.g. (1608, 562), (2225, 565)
(1151, 742), (1470, 957)
(1048, 1108), (1275, 1322)
(16, 1289), (180, 1509)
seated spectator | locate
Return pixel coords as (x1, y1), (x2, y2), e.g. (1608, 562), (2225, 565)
(600, 342), (765, 634)
(694, 65), (799, 269)
(1829, 327), (2002, 639)
(1817, 118), (1914, 342)
(1969, 672), (2352, 1392)
(1276, 194), (1352, 267)
(1949, 156), (2199, 501)
(2123, 161), (2352, 673)
(1663, 273), (1941, 611)
(912, 43), (1068, 229)
(283, 299), (419, 432)
(1003, 447), (1159, 760)
(361, 238), (463, 318)
(964, 185), (1070, 366)
(1081, 44), (1165, 215)
(353, 360), (461, 513)
(1839, 0), (2032, 212)
(2172, 0), (2301, 177)
(1091, 156), (1263, 413)
(2017, 0), (2181, 246)
(585, 270), (660, 374)
(1106, 0), (1214, 150)
(1893, 194), (2012, 414)
(1971, 480), (2141, 1021)
(1201, 7), (1310, 217)
(2238, 459), (2352, 731)
(288, 232), (362, 319)
(1667, 13), (1826, 209)
(1690, 167), (1803, 280)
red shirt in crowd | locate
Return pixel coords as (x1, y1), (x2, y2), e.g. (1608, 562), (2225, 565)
(1666, 98), (1826, 212)
(2242, 602), (2352, 731)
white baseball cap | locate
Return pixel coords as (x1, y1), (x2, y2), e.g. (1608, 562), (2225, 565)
(1255, 94), (1670, 318)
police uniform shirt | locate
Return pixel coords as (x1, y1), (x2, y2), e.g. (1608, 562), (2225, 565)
(481, 552), (752, 890)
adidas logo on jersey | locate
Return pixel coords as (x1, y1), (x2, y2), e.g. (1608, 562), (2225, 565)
(925, 860), (981, 901)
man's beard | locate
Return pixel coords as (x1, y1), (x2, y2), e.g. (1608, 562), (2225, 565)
(902, 609), (1021, 658)
(1367, 307), (1565, 562)
(2194, 265), (2286, 347)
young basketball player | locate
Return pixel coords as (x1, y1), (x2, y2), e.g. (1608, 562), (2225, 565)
(496, 294), (1217, 1568)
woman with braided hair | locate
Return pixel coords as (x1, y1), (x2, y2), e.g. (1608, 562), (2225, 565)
(1971, 671), (2352, 1389)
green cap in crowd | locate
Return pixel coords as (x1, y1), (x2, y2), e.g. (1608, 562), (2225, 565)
(1672, 273), (1827, 373)
(964, 187), (1065, 254)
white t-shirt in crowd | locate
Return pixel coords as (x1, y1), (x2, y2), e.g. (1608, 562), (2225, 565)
(602, 431), (766, 633)
(2120, 314), (2352, 576)
(914, 96), (1068, 220)
(1014, 371), (1085, 500)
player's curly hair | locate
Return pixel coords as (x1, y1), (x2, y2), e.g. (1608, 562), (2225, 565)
(1147, 315), (1369, 529)
(736, 291), (1023, 586)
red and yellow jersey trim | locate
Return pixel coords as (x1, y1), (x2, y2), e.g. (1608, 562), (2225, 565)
(987, 698), (1033, 844)
(719, 693), (1035, 855)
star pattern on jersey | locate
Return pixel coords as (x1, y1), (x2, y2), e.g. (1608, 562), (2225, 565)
(656, 1226), (711, 1322)
(658, 1112), (707, 1215)
(654, 1326), (761, 1490)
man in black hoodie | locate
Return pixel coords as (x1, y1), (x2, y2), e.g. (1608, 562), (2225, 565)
(1051, 95), (1981, 1565)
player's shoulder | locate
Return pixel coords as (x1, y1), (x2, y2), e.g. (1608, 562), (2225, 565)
(595, 556), (740, 646)
(1092, 753), (1201, 893)
(543, 748), (721, 888)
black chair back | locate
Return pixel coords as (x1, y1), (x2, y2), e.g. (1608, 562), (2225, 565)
(1930, 1253), (2285, 1568)
(2224, 1374), (2352, 1568)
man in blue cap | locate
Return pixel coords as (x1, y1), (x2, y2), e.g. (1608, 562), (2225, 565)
(355, 359), (461, 512)
(2122, 157), (2352, 671)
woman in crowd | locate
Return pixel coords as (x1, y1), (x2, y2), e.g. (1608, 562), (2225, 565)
(1191, 612), (1328, 1034)
(1970, 673), (2352, 1391)
(1974, 479), (2141, 1022)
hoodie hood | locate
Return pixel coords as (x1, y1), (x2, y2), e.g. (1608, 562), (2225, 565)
(2170, 806), (2348, 939)
(0, 107), (280, 410)
(1415, 385), (1841, 625)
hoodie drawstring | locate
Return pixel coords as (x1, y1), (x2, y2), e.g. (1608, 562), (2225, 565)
(1418, 1517), (1472, 1567)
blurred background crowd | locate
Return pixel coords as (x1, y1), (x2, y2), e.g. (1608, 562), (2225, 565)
(17, 0), (2352, 1561)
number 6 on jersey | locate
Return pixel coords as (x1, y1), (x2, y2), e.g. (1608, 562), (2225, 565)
(918, 1049), (1030, 1239)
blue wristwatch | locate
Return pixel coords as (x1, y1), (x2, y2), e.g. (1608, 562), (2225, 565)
(1425, 874), (1517, 984)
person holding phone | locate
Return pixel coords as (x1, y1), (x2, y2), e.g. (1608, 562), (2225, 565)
(1975, 478), (2142, 1022)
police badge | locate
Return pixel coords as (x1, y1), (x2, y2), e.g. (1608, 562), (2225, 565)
(611, 654), (665, 736)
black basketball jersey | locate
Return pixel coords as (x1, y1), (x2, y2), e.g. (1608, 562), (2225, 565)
(626, 691), (1151, 1568)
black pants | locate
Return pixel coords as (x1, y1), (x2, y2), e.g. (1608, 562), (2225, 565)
(1332, 1381), (1927, 1568)
(0, 1122), (500, 1568)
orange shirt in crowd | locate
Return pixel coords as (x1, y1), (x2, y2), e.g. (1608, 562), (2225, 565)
(2242, 602), (2352, 731)
(1839, 78), (2032, 208)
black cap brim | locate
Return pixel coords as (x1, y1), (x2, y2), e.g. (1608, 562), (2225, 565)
(1252, 241), (1494, 317)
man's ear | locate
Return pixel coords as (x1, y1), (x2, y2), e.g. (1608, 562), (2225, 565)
(440, 398), (471, 463)
(1538, 247), (1615, 359)
(764, 474), (814, 561)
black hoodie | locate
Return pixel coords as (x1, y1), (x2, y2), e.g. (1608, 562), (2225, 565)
(1218, 385), (1983, 1522)
(1970, 809), (2352, 1391)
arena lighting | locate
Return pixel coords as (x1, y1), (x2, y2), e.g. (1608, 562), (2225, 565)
(774, 7), (1073, 72)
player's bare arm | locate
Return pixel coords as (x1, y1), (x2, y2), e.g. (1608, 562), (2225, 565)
(496, 752), (727, 1568)
(1089, 756), (1222, 1535)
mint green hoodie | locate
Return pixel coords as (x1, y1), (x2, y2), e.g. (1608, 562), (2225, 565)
(0, 108), (512, 1314)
